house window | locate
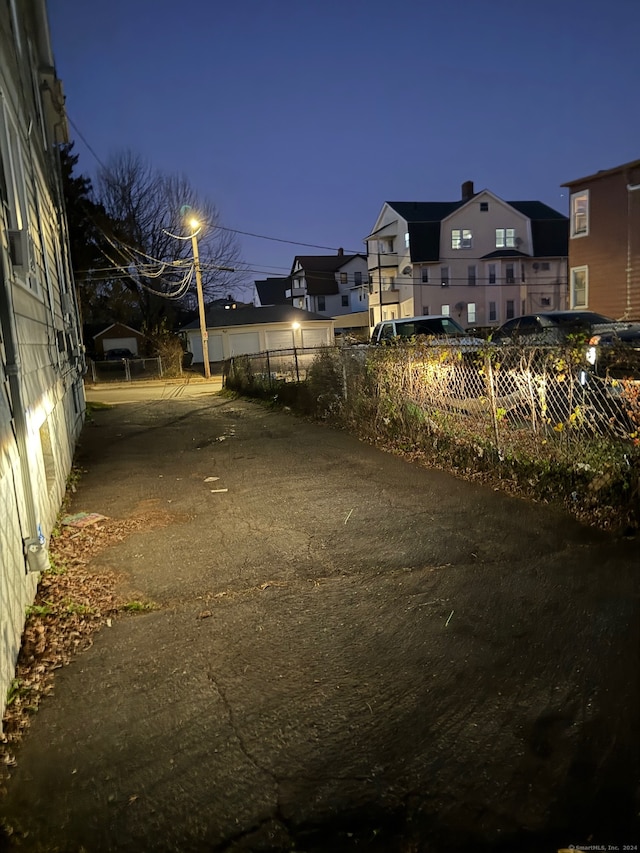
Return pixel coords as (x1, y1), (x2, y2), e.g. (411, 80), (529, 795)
(340, 272), (347, 284)
(341, 294), (349, 307)
(541, 262), (550, 271)
(404, 231), (410, 248)
(506, 299), (515, 319)
(451, 228), (473, 249)
(421, 268), (429, 283)
(354, 271), (362, 285)
(467, 302), (476, 324)
(506, 263), (515, 284)
(571, 266), (588, 308)
(441, 266), (449, 287)
(468, 265), (476, 286)
(441, 304), (450, 316)
(480, 202), (489, 212)
(521, 264), (526, 283)
(496, 228), (516, 248)
(488, 264), (496, 284)
(379, 239), (394, 254)
(317, 295), (326, 311)
(422, 305), (430, 316)
(570, 191), (589, 237)
(489, 301), (497, 322)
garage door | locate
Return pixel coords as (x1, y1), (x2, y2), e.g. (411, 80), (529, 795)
(301, 328), (329, 347)
(228, 332), (260, 356)
(104, 337), (138, 355)
(265, 330), (294, 351)
(189, 333), (223, 362)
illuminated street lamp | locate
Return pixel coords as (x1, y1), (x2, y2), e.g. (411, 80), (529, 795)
(189, 218), (210, 379)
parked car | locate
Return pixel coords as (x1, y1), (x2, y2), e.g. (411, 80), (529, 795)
(491, 311), (640, 380)
(370, 315), (484, 347)
(104, 348), (136, 361)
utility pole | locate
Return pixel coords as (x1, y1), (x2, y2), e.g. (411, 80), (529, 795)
(190, 222), (210, 379)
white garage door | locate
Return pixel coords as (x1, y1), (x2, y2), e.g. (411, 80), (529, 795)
(104, 337), (138, 355)
(189, 333), (223, 362)
(265, 330), (294, 351)
(228, 332), (260, 356)
(301, 328), (329, 347)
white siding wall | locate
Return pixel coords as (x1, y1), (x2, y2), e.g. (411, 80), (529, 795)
(0, 4), (85, 725)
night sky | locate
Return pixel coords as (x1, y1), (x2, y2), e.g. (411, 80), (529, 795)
(48, 0), (640, 291)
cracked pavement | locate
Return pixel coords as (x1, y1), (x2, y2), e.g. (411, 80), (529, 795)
(0, 394), (638, 852)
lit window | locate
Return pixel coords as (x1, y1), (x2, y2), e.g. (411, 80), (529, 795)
(571, 266), (588, 308)
(468, 265), (476, 286)
(441, 304), (450, 316)
(571, 191), (589, 237)
(467, 302), (476, 324)
(496, 228), (516, 248)
(340, 272), (347, 284)
(421, 268), (429, 283)
(404, 231), (410, 248)
(452, 228), (473, 249)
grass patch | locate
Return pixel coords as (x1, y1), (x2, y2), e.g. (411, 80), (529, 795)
(122, 600), (156, 613)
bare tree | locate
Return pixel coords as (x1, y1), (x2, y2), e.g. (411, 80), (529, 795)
(95, 151), (245, 329)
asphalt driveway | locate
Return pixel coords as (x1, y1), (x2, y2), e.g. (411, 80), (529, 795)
(1, 394), (638, 852)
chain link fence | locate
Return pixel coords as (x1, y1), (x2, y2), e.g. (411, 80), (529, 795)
(86, 356), (165, 384)
(226, 342), (640, 527)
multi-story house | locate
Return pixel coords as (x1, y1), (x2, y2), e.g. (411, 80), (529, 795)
(286, 249), (369, 320)
(1, 1), (85, 720)
(365, 182), (568, 330)
(562, 159), (640, 321)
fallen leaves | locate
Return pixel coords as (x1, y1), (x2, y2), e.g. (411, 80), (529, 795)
(0, 508), (170, 782)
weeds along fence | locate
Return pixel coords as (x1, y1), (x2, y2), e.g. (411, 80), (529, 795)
(225, 343), (640, 529)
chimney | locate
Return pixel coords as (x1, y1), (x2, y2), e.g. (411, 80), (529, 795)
(337, 247), (344, 256)
(461, 181), (475, 201)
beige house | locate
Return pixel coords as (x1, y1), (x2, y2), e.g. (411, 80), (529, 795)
(366, 182), (568, 330)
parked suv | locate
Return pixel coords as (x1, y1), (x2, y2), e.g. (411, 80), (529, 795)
(370, 315), (483, 347)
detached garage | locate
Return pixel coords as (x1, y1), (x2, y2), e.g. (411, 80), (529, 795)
(181, 305), (334, 367)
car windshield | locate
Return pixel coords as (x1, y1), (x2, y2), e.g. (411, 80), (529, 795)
(551, 312), (614, 326)
(398, 317), (466, 338)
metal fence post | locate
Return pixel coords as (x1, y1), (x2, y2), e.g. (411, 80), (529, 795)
(266, 350), (272, 388)
(158, 356), (163, 378)
(484, 353), (501, 455)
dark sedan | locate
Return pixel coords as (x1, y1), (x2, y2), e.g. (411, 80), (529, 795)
(492, 311), (640, 379)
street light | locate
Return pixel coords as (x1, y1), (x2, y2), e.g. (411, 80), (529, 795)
(189, 218), (210, 379)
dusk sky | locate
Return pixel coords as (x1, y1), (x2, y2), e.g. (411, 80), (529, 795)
(48, 0), (640, 292)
